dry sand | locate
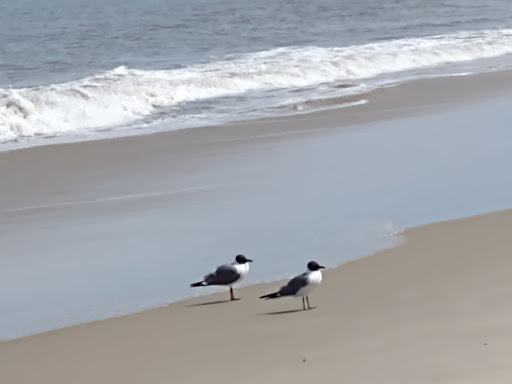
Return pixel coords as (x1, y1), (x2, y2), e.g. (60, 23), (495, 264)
(2, 209), (512, 383)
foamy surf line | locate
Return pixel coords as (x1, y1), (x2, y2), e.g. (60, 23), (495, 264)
(1, 29), (512, 149)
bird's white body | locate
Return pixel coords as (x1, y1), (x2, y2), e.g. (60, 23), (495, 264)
(231, 261), (250, 286)
(294, 269), (322, 297)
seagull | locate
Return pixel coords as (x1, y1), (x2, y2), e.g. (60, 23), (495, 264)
(190, 254), (253, 301)
(260, 261), (325, 310)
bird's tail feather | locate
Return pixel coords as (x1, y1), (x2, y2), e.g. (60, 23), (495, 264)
(260, 292), (280, 300)
(190, 281), (206, 287)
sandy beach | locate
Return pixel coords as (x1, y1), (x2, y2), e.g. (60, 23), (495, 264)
(3, 1), (512, 381)
(2, 69), (512, 384)
(2, 208), (512, 383)
(2, 69), (512, 342)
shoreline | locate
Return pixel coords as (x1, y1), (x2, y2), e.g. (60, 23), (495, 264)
(3, 69), (512, 212)
(3, 69), (512, 155)
(2, 208), (512, 383)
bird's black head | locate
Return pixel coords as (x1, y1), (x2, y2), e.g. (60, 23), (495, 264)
(235, 254), (253, 264)
(307, 261), (325, 271)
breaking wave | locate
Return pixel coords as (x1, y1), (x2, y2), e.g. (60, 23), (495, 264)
(1, 29), (512, 144)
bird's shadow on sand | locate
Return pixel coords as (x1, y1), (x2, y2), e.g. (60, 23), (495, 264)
(261, 307), (317, 315)
(185, 300), (232, 307)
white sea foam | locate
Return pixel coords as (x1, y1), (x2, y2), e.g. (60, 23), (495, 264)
(1, 29), (512, 144)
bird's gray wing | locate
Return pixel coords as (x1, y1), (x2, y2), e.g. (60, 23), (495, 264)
(278, 273), (309, 296)
(203, 264), (240, 286)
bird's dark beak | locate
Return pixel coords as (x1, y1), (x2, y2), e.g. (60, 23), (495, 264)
(247, 259), (253, 263)
(319, 265), (325, 269)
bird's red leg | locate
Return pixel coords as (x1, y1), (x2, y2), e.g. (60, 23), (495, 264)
(230, 287), (240, 301)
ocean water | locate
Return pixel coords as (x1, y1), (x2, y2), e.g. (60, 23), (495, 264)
(1, 0), (512, 147)
(2, 0), (512, 340)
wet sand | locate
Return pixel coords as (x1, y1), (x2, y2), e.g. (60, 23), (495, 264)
(3, 70), (512, 212)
